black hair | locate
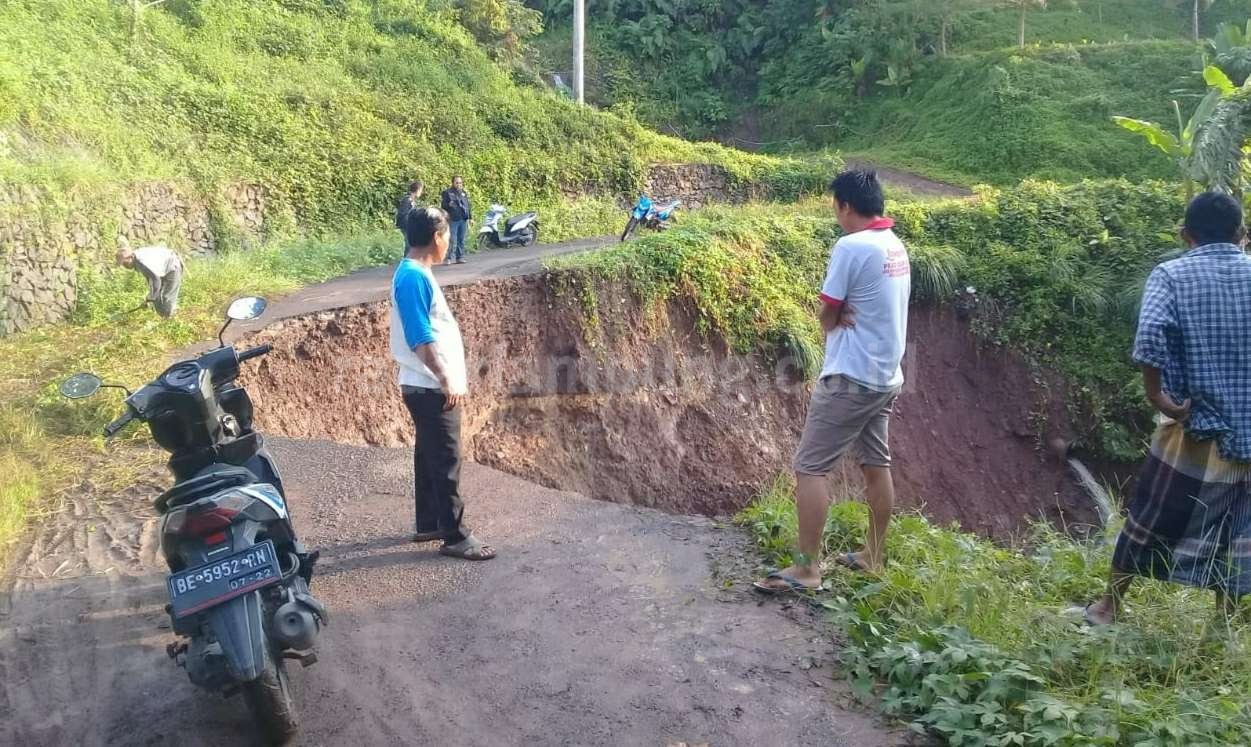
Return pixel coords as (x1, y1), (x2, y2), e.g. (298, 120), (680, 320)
(829, 169), (885, 217)
(1184, 191), (1243, 246)
(408, 180), (424, 194)
(405, 206), (449, 251)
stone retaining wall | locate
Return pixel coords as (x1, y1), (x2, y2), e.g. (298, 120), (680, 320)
(0, 182), (267, 335)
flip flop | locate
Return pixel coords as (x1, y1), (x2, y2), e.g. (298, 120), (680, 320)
(752, 571), (825, 595)
(1064, 603), (1111, 627)
(834, 553), (877, 573)
(439, 536), (497, 561)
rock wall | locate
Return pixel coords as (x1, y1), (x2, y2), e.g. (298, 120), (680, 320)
(0, 182), (267, 335)
(642, 163), (764, 209)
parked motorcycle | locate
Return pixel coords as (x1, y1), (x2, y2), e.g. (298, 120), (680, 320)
(59, 296), (326, 745)
(477, 203), (539, 251)
(621, 195), (680, 242)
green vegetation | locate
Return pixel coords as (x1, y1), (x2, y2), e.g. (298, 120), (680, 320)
(0, 232), (396, 558)
(738, 478), (1251, 745)
(532, 0), (1251, 183)
(557, 179), (1183, 461)
(0, 0), (820, 244)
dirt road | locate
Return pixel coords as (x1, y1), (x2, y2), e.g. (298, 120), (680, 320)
(0, 438), (906, 746)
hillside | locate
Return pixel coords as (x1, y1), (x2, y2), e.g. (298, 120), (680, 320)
(532, 0), (1251, 183)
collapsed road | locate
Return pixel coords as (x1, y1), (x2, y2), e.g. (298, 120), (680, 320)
(0, 239), (910, 746)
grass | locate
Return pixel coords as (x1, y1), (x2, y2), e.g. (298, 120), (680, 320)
(0, 228), (407, 562)
(738, 477), (1251, 745)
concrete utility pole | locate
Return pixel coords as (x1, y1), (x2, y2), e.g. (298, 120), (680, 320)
(572, 0), (585, 104)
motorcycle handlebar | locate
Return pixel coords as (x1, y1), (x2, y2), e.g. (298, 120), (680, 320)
(103, 409), (135, 438)
(237, 343), (272, 363)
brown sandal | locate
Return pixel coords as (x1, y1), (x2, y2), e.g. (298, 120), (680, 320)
(439, 536), (497, 561)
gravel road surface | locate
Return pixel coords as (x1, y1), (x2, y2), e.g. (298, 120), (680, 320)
(0, 438), (905, 746)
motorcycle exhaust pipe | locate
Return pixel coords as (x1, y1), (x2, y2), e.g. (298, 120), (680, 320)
(272, 597), (321, 651)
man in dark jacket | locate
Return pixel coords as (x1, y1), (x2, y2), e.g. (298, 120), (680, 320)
(440, 176), (471, 264)
(395, 180), (424, 253)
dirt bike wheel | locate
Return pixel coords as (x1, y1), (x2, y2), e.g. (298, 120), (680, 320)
(476, 234), (492, 253)
(242, 642), (299, 745)
(620, 217), (638, 242)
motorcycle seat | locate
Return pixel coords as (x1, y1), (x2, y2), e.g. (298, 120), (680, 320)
(154, 465), (259, 514)
(505, 212), (537, 232)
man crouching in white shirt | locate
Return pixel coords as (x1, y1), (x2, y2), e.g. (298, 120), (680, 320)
(116, 242), (185, 318)
(754, 169), (911, 594)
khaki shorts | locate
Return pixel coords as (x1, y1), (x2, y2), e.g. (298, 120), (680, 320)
(793, 375), (899, 474)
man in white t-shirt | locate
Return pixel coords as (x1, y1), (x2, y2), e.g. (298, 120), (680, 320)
(391, 206), (495, 561)
(755, 170), (911, 594)
(116, 242), (184, 318)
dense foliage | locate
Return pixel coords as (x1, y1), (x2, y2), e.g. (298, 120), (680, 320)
(558, 180), (1184, 461)
(0, 0), (817, 241)
(738, 480), (1251, 746)
(532, 0), (1251, 183)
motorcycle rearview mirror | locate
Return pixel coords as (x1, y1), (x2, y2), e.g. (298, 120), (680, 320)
(218, 296), (268, 346)
(59, 372), (103, 399)
(59, 372), (133, 399)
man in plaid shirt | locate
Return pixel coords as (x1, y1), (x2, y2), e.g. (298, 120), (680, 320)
(1084, 192), (1251, 625)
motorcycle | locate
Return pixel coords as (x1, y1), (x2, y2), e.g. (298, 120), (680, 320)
(477, 203), (539, 251)
(620, 195), (680, 242)
(59, 296), (326, 745)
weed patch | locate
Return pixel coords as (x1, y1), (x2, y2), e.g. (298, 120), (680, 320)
(738, 479), (1251, 745)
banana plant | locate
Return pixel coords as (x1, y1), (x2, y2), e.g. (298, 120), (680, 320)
(1112, 65), (1235, 200)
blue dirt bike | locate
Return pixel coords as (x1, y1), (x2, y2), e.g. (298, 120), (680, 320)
(620, 195), (680, 242)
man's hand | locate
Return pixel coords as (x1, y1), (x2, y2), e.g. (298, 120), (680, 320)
(442, 382), (466, 411)
(1150, 392), (1192, 421)
(835, 305), (856, 329)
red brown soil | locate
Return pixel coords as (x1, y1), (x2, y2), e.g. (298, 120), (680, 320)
(242, 274), (1094, 537)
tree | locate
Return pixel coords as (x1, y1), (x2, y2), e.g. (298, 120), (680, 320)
(1178, 0), (1216, 42)
(1114, 66), (1233, 200)
(1002, 0), (1046, 50)
(921, 0), (988, 57)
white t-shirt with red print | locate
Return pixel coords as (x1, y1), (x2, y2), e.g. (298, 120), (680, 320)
(818, 218), (911, 392)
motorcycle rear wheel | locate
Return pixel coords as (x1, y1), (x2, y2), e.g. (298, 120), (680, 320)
(242, 641), (299, 745)
(620, 217), (638, 243)
(520, 224), (538, 247)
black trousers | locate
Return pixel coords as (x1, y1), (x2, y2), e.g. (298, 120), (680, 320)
(401, 389), (469, 544)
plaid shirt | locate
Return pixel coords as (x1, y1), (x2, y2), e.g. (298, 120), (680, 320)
(1133, 243), (1251, 462)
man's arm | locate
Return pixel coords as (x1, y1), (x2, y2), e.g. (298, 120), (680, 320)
(819, 299), (853, 333)
(818, 243), (859, 333)
(1142, 365), (1191, 420)
(414, 342), (464, 410)
(441, 190), (452, 212)
(1133, 267), (1188, 420)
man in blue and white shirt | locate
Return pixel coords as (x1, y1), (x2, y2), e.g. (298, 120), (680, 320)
(1084, 192), (1251, 624)
(391, 207), (495, 561)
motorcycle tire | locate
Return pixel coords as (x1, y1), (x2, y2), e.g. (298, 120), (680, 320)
(242, 640), (299, 745)
(521, 224), (538, 247)
(620, 217), (638, 243)
(476, 234), (493, 253)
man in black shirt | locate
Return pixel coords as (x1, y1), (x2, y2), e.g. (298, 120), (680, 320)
(440, 176), (472, 264)
(395, 180), (425, 254)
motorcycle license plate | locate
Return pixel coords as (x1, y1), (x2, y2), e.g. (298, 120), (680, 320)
(167, 540), (282, 619)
